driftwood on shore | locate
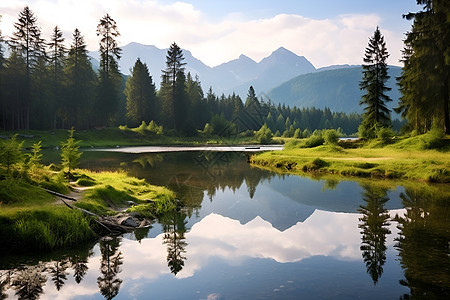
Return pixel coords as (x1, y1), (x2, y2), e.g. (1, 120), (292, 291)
(43, 188), (77, 201)
(44, 188), (139, 235)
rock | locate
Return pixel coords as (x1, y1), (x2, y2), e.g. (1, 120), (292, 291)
(128, 211), (141, 218)
(117, 216), (139, 227)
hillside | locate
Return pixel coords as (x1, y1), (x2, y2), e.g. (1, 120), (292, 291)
(267, 66), (402, 115)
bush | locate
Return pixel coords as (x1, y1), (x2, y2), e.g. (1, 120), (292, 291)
(324, 129), (339, 145)
(420, 127), (444, 149)
(377, 127), (394, 143)
(255, 124), (273, 144)
(302, 134), (324, 148)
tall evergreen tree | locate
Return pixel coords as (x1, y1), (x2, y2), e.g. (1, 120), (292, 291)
(359, 27), (392, 138)
(95, 13), (122, 126)
(186, 73), (207, 131)
(124, 58), (157, 126)
(64, 29), (96, 129)
(396, 0), (450, 134)
(10, 6), (45, 129)
(0, 15), (5, 130)
(48, 26), (66, 129)
(160, 42), (187, 131)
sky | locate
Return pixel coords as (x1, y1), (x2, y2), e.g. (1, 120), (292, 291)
(0, 0), (421, 68)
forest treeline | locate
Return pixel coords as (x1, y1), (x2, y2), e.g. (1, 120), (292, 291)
(0, 1), (448, 136)
(0, 6), (362, 136)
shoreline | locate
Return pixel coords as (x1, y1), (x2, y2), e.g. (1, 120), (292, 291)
(250, 145), (450, 183)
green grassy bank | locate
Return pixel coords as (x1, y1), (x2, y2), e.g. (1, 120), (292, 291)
(251, 133), (450, 183)
(0, 166), (176, 254)
(2, 127), (260, 149)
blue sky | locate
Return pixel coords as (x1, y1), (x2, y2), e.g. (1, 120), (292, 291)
(1, 0), (421, 67)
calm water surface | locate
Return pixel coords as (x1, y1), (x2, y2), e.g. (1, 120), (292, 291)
(1, 149), (448, 299)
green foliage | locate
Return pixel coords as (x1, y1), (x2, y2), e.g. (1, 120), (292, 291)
(28, 140), (43, 167)
(420, 127), (444, 150)
(0, 134), (24, 172)
(303, 133), (325, 148)
(396, 1), (450, 134)
(210, 114), (237, 137)
(254, 124), (273, 144)
(199, 123), (213, 137)
(377, 127), (394, 144)
(294, 128), (302, 139)
(324, 129), (340, 145)
(359, 27), (392, 137)
(60, 127), (82, 176)
(124, 58), (157, 126)
(0, 208), (95, 252)
(95, 13), (122, 127)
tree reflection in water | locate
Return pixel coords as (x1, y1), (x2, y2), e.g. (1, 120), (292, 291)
(11, 265), (47, 299)
(70, 248), (93, 284)
(47, 259), (70, 291)
(161, 211), (188, 276)
(97, 236), (124, 300)
(358, 185), (391, 285)
(395, 188), (450, 299)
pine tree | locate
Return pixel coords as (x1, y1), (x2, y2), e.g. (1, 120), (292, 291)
(186, 73), (206, 131)
(359, 26), (392, 138)
(64, 29), (96, 129)
(48, 26), (66, 129)
(10, 6), (45, 130)
(60, 127), (82, 178)
(0, 15), (5, 130)
(124, 58), (157, 126)
(95, 13), (122, 126)
(160, 42), (187, 131)
(396, 0), (450, 134)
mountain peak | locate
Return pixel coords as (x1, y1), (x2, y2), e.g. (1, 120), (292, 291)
(273, 46), (291, 54)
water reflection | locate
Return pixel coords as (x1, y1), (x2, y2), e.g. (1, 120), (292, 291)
(358, 185), (391, 285)
(161, 211), (189, 276)
(48, 259), (70, 291)
(1, 150), (447, 299)
(97, 236), (123, 300)
(395, 188), (450, 299)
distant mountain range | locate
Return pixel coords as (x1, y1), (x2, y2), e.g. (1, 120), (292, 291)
(89, 42), (316, 96)
(90, 42), (402, 115)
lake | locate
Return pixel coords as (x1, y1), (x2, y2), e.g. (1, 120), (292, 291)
(0, 148), (448, 299)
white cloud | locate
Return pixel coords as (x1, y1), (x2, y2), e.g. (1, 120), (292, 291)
(0, 0), (405, 67)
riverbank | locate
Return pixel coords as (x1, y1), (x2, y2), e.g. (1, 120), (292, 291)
(250, 134), (450, 183)
(0, 167), (176, 254)
(2, 127), (264, 149)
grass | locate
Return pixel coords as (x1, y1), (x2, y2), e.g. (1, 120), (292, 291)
(251, 133), (450, 183)
(0, 166), (176, 254)
(72, 169), (176, 218)
(5, 127), (265, 149)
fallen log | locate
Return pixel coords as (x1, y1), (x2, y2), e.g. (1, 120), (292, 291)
(42, 188), (138, 234)
(43, 188), (77, 201)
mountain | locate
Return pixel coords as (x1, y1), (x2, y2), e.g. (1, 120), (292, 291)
(228, 47), (316, 97)
(89, 42), (213, 89)
(89, 43), (316, 97)
(267, 66), (402, 116)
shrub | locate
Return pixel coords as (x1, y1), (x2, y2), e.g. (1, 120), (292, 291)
(302, 134), (324, 148)
(420, 127), (444, 149)
(377, 127), (394, 143)
(324, 129), (339, 145)
(255, 124), (273, 144)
